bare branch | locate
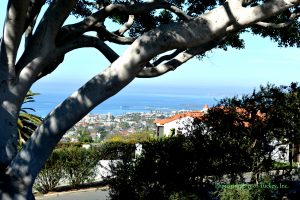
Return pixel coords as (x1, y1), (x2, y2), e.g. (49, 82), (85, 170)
(164, 3), (192, 21)
(23, 0), (46, 34)
(255, 11), (300, 28)
(113, 15), (135, 36)
(137, 37), (226, 78)
(24, 15), (38, 48)
(256, 21), (294, 28)
(153, 49), (184, 66)
(96, 25), (135, 44)
(35, 55), (64, 81)
(58, 35), (119, 63)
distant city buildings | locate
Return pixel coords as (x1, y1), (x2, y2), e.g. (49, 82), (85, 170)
(62, 110), (173, 142)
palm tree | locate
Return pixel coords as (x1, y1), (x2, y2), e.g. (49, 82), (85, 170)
(18, 91), (42, 146)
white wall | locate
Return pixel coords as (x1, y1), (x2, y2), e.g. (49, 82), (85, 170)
(161, 116), (194, 137)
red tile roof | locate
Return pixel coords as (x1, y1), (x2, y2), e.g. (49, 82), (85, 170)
(154, 111), (204, 125)
(154, 106), (265, 127)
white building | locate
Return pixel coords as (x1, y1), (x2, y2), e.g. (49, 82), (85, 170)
(154, 110), (204, 137)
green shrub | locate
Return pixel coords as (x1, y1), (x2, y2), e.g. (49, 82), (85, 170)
(34, 149), (65, 193)
(61, 146), (100, 188)
(98, 141), (135, 161)
(34, 141), (136, 193)
(272, 162), (297, 170)
(218, 187), (252, 200)
(104, 136), (213, 200)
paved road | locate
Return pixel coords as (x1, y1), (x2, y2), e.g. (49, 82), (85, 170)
(36, 188), (110, 200)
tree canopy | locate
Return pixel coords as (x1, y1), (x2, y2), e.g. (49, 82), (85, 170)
(0, 0), (299, 199)
(193, 83), (300, 176)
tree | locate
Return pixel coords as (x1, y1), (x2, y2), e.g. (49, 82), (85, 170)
(77, 128), (93, 143)
(0, 0), (299, 199)
(192, 83), (300, 180)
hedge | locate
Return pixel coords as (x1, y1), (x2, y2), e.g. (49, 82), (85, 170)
(34, 141), (136, 193)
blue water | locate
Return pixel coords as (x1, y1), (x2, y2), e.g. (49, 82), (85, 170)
(27, 84), (254, 117)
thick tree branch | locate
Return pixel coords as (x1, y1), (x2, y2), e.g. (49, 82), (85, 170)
(32, 0), (77, 46)
(0, 0), (30, 80)
(15, 0), (77, 89)
(0, 0), (31, 168)
(36, 35), (119, 81)
(59, 35), (119, 62)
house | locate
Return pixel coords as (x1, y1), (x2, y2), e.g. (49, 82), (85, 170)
(154, 105), (299, 163)
(154, 105), (208, 137)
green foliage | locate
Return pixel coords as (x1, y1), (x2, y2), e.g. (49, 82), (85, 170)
(35, 146), (101, 192)
(104, 131), (155, 144)
(77, 128), (93, 143)
(105, 136), (214, 200)
(97, 126), (109, 141)
(272, 162), (298, 170)
(216, 176), (280, 200)
(251, 11), (300, 47)
(34, 149), (66, 193)
(34, 141), (137, 193)
(218, 187), (252, 200)
(98, 141), (135, 160)
(18, 90), (42, 146)
(194, 83), (300, 175)
(61, 146), (100, 188)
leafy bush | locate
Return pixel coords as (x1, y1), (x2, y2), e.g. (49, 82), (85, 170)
(272, 162), (297, 170)
(104, 131), (154, 144)
(98, 141), (135, 161)
(34, 149), (65, 193)
(35, 146), (101, 191)
(104, 136), (215, 200)
(61, 146), (100, 188)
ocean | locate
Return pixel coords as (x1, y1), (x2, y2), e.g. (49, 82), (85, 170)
(27, 83), (254, 117)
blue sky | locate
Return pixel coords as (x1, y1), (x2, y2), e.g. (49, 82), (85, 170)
(1, 2), (300, 96)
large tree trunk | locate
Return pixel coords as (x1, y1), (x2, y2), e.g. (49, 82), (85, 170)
(0, 87), (33, 200)
(0, 175), (34, 200)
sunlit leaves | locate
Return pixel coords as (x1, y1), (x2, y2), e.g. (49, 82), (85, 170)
(18, 91), (42, 146)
